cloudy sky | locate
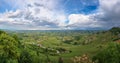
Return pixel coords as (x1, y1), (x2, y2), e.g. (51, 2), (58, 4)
(0, 0), (120, 30)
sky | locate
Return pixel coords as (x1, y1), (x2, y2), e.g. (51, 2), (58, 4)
(0, 0), (120, 30)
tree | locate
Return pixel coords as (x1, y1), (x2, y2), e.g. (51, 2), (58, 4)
(93, 43), (120, 63)
(109, 27), (120, 35)
(18, 50), (33, 63)
(0, 32), (19, 63)
(0, 30), (6, 34)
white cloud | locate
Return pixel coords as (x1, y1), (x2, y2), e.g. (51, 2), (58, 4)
(0, 0), (68, 30)
(66, 0), (120, 29)
(0, 0), (120, 30)
(67, 14), (102, 28)
(68, 14), (90, 25)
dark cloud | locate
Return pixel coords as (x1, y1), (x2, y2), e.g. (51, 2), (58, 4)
(94, 0), (120, 28)
(34, 3), (44, 7)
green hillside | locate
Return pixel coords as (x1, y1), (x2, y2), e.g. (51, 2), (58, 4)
(0, 27), (120, 63)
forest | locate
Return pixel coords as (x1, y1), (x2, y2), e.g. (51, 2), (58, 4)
(0, 27), (120, 63)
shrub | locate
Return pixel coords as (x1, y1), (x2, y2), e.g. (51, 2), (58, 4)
(93, 43), (120, 63)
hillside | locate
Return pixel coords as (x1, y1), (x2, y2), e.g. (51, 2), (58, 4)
(0, 27), (120, 63)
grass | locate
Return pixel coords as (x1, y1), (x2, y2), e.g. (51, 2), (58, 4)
(16, 30), (115, 63)
(36, 41), (105, 62)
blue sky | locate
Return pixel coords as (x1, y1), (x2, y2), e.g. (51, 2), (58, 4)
(0, 0), (99, 13)
(0, 0), (18, 13)
(0, 0), (120, 30)
(61, 0), (99, 14)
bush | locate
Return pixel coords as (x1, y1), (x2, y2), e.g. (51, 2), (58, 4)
(0, 33), (19, 63)
(18, 50), (33, 63)
(93, 43), (120, 63)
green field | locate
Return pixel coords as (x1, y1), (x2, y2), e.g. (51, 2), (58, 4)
(0, 27), (120, 63)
